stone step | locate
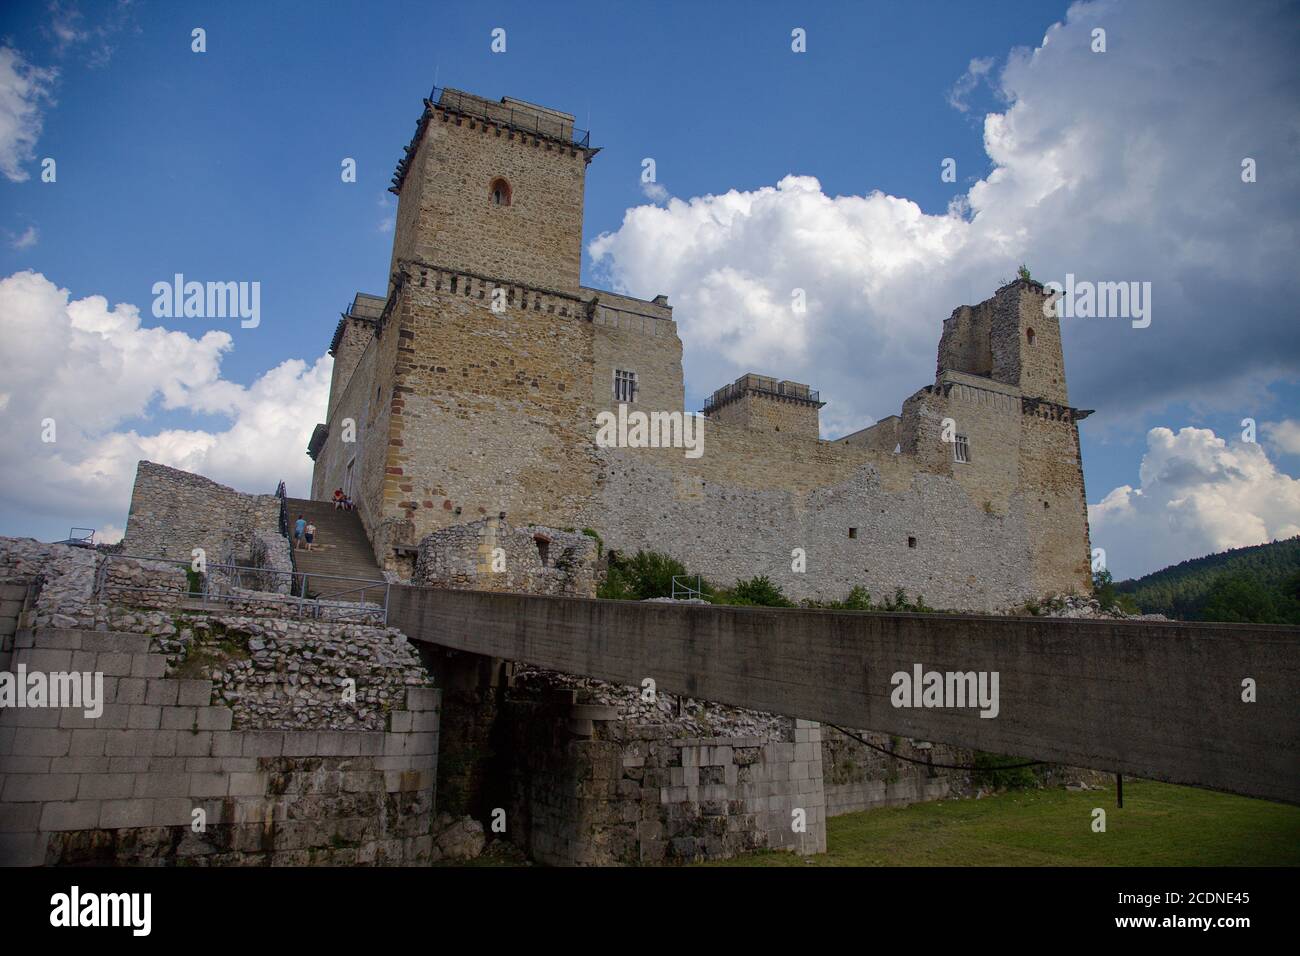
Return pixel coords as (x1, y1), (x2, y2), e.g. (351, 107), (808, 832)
(294, 554), (376, 567)
(282, 497), (384, 595)
(296, 542), (374, 556)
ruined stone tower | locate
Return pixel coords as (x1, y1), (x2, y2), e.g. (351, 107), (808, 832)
(932, 280), (1093, 597)
(309, 86), (1092, 608)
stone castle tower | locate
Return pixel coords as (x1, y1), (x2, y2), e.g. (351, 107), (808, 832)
(309, 87), (1093, 608)
(311, 88), (683, 570)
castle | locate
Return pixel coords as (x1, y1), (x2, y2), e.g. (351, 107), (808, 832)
(308, 87), (1094, 609)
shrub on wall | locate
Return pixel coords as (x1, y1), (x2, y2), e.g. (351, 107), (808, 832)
(597, 550), (687, 600)
(711, 575), (795, 607)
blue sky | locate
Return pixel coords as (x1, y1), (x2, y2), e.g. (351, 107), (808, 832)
(1, 0), (1056, 375)
(1, 0), (1297, 580)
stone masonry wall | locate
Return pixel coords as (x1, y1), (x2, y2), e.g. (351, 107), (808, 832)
(589, 290), (683, 417)
(389, 92), (590, 294)
(0, 537), (440, 867)
(1020, 408), (1094, 598)
(312, 318), (382, 507)
(123, 461), (286, 570)
(313, 87), (1093, 609)
(585, 441), (1037, 611)
(708, 392), (822, 439)
(995, 279), (1069, 406)
(372, 268), (600, 565)
(501, 668), (825, 864)
(821, 726), (974, 816)
(328, 315), (378, 424)
(414, 518), (598, 598)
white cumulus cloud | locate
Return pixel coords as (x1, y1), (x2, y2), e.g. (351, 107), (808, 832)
(588, 0), (1300, 440)
(1263, 419), (1300, 456)
(0, 270), (331, 540)
(1089, 427), (1300, 579)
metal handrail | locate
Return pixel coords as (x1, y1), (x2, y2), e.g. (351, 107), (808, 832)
(431, 86), (590, 148)
(94, 551), (391, 625)
(702, 380), (822, 416)
(275, 481), (297, 575)
(671, 575), (703, 601)
(275, 481), (289, 537)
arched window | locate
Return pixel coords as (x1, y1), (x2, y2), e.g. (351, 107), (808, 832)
(490, 177), (512, 206)
(1026, 327), (1036, 346)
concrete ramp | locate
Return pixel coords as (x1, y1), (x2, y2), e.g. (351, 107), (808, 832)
(389, 587), (1300, 805)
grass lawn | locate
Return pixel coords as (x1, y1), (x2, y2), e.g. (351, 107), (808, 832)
(701, 780), (1300, 866)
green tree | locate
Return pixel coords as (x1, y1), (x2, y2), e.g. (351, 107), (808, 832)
(717, 575), (794, 607)
(1199, 572), (1281, 624)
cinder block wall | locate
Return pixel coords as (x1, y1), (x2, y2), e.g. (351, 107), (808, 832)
(0, 628), (440, 866)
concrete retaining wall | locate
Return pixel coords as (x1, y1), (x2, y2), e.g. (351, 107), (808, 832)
(389, 587), (1300, 805)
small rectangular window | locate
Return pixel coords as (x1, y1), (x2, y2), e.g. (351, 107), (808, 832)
(953, 434), (971, 464)
(613, 369), (638, 403)
(848, 528), (858, 539)
(908, 536), (917, 549)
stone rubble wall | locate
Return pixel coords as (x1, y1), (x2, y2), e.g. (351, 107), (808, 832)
(414, 518), (598, 597)
(155, 615), (430, 732)
(587, 445), (1038, 612)
(246, 530), (294, 595)
(513, 664), (791, 740)
(122, 460), (289, 571)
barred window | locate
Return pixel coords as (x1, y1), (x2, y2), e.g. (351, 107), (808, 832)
(953, 434), (971, 463)
(613, 369), (637, 403)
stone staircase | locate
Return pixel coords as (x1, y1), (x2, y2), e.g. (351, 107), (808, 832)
(283, 498), (386, 600)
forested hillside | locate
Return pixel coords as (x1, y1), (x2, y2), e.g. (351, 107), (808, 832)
(1114, 537), (1300, 624)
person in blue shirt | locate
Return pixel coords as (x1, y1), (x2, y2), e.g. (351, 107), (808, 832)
(294, 515), (306, 550)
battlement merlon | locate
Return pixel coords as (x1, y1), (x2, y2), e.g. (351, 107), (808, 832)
(391, 87), (597, 194)
(329, 292), (384, 355)
(704, 374), (823, 412)
(702, 373), (825, 438)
